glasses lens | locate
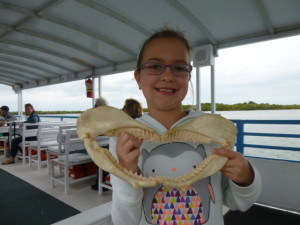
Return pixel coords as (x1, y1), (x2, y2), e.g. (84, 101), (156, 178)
(143, 62), (164, 75)
(172, 64), (191, 76)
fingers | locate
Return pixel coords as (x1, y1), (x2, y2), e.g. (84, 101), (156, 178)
(213, 148), (254, 186)
(212, 148), (238, 159)
(118, 132), (142, 154)
(116, 132), (143, 173)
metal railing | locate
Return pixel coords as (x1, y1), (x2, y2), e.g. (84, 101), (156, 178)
(38, 115), (300, 162)
(232, 119), (300, 162)
(39, 115), (79, 121)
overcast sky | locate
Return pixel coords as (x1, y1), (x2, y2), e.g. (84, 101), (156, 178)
(1, 35), (300, 112)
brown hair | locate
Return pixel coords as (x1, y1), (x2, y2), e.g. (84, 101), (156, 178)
(136, 27), (191, 70)
(122, 98), (143, 119)
(24, 103), (35, 115)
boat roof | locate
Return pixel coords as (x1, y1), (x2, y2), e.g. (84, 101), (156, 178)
(1, 0), (300, 90)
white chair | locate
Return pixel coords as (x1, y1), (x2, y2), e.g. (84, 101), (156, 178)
(50, 128), (110, 195)
(0, 136), (8, 155)
(46, 123), (77, 174)
(0, 126), (11, 156)
(19, 123), (39, 165)
(28, 122), (63, 171)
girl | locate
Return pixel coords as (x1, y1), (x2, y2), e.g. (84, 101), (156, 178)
(110, 28), (261, 225)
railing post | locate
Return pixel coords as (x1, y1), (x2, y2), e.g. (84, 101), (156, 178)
(235, 120), (244, 154)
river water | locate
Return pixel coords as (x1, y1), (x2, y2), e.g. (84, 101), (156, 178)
(217, 109), (300, 161)
(41, 109), (300, 161)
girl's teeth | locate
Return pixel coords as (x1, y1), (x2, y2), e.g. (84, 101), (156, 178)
(159, 88), (173, 92)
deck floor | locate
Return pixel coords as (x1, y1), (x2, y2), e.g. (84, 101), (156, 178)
(3, 153), (299, 225)
(224, 204), (300, 225)
(0, 153), (112, 212)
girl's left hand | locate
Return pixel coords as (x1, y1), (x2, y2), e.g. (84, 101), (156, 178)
(212, 148), (254, 186)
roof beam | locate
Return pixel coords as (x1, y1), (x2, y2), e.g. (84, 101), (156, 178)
(0, 2), (35, 16)
(35, 0), (65, 16)
(255, 0), (275, 35)
(76, 0), (151, 36)
(0, 49), (74, 72)
(0, 72), (31, 82)
(0, 1), (65, 40)
(0, 78), (14, 86)
(19, 28), (115, 64)
(0, 74), (19, 83)
(166, 0), (217, 45)
(42, 14), (136, 57)
(0, 64), (46, 80)
(3, 40), (93, 69)
(0, 2), (136, 58)
(0, 22), (115, 65)
(217, 25), (300, 50)
(0, 67), (37, 81)
(0, 56), (60, 77)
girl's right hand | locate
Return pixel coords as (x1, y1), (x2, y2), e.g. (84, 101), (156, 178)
(116, 132), (143, 173)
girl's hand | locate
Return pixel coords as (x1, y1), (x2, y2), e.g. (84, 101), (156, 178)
(212, 148), (254, 186)
(116, 132), (143, 173)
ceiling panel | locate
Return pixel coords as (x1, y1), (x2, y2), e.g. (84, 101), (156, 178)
(0, 0), (299, 90)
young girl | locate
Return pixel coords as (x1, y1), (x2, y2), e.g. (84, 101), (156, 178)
(110, 28), (261, 225)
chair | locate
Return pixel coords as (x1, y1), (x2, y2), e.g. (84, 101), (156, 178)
(0, 136), (8, 155)
(18, 123), (39, 165)
(46, 123), (77, 174)
(28, 122), (63, 171)
(50, 128), (110, 195)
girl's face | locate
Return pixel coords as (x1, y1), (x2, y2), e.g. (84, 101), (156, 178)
(135, 38), (190, 112)
(25, 106), (33, 115)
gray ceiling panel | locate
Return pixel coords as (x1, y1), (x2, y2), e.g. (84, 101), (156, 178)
(0, 0), (299, 90)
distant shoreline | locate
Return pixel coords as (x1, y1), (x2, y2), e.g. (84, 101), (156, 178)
(182, 101), (300, 112)
(11, 102), (300, 114)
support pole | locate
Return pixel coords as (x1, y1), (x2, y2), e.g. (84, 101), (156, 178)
(211, 65), (216, 114)
(18, 90), (23, 120)
(92, 68), (96, 107)
(195, 67), (201, 111)
(98, 75), (102, 97)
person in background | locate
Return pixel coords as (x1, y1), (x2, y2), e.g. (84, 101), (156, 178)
(0, 106), (16, 127)
(110, 27), (261, 225)
(1, 103), (40, 165)
(122, 98), (143, 119)
(94, 96), (108, 108)
(91, 96), (110, 191)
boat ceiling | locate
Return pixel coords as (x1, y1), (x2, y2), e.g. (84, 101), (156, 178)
(1, 0), (300, 90)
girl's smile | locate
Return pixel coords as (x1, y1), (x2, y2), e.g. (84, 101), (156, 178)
(155, 87), (177, 95)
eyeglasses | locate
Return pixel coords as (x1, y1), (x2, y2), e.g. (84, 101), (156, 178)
(139, 62), (192, 77)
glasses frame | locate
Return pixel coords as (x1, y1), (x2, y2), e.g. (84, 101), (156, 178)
(139, 62), (192, 77)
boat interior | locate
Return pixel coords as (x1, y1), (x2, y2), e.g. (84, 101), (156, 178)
(1, 0), (300, 224)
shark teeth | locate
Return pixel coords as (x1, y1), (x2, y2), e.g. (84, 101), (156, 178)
(77, 106), (237, 189)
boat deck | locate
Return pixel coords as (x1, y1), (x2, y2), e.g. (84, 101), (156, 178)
(0, 154), (112, 212)
(2, 153), (300, 225)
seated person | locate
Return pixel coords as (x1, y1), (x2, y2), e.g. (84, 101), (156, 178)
(2, 103), (40, 165)
(0, 106), (16, 127)
(0, 106), (17, 152)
